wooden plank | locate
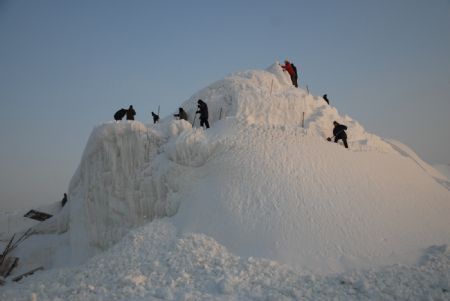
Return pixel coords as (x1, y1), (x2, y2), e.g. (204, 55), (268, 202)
(12, 266), (43, 282)
(0, 256), (19, 278)
(9, 228), (33, 252)
(0, 234), (15, 266)
(24, 210), (52, 221)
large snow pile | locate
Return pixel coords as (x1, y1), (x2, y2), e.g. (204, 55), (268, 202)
(1, 63), (449, 299)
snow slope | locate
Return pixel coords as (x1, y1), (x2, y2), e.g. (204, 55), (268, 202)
(434, 164), (450, 181)
(1, 63), (450, 299)
(172, 122), (450, 273)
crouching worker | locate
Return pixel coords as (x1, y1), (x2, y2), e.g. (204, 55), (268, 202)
(331, 121), (348, 149)
(114, 108), (127, 121)
(174, 107), (188, 121)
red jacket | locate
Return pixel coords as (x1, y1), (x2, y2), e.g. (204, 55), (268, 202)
(281, 62), (295, 77)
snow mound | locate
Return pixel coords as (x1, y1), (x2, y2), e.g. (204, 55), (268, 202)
(5, 64), (449, 279)
(63, 64), (450, 272)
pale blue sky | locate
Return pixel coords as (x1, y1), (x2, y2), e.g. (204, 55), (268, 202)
(1, 0), (449, 210)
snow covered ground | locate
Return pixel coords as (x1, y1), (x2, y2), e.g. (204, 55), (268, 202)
(1, 220), (449, 300)
(1, 63), (449, 300)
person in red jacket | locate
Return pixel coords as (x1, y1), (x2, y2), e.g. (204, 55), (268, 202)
(281, 60), (298, 87)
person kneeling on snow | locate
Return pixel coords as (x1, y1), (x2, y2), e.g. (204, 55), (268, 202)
(331, 121), (348, 149)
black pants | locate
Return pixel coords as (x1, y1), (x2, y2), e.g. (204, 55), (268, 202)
(292, 75), (298, 88)
(335, 136), (348, 148)
(200, 118), (210, 129)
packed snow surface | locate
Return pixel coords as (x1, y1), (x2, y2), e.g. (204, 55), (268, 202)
(1, 63), (449, 299)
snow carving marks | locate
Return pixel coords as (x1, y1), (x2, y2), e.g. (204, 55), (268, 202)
(68, 122), (165, 254)
(165, 121), (215, 167)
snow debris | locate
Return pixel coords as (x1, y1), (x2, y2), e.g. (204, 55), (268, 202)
(1, 220), (449, 300)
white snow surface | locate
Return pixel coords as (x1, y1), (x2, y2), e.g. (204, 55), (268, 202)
(2, 220), (450, 301)
(1, 63), (450, 299)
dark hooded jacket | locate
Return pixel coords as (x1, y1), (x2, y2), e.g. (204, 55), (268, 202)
(174, 108), (188, 121)
(126, 105), (136, 120)
(151, 112), (159, 124)
(114, 108), (127, 121)
(333, 122), (347, 139)
(196, 100), (208, 120)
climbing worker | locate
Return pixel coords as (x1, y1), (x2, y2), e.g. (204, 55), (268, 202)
(330, 121), (348, 149)
(323, 94), (329, 105)
(196, 99), (210, 129)
(291, 62), (299, 87)
(61, 193), (68, 207)
(281, 60), (297, 87)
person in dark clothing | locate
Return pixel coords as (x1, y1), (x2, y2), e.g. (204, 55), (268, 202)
(174, 107), (188, 121)
(291, 63), (299, 88)
(126, 105), (136, 120)
(323, 94), (329, 105)
(151, 112), (160, 124)
(114, 108), (127, 121)
(281, 60), (297, 87)
(332, 121), (348, 148)
(196, 99), (210, 129)
(61, 193), (68, 207)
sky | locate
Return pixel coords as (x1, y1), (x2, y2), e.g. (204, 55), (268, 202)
(0, 0), (449, 211)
